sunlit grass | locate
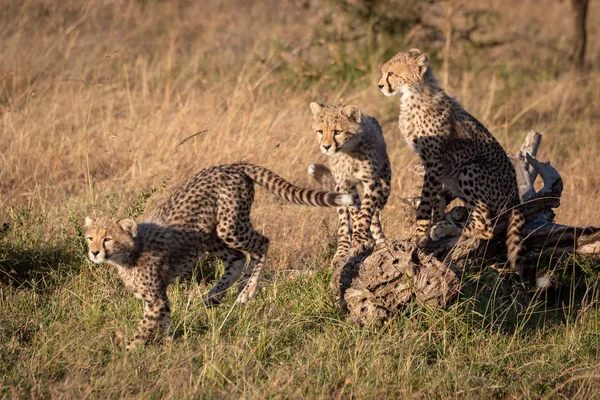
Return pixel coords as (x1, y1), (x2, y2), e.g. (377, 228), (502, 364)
(1, 0), (599, 397)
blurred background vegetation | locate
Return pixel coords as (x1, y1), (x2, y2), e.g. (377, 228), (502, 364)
(0, 0), (599, 397)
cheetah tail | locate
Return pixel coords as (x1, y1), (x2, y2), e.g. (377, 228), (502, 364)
(307, 163), (337, 191)
(507, 207), (550, 288)
(239, 163), (353, 207)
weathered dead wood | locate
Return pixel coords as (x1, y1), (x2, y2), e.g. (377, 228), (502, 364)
(515, 131), (542, 200)
(331, 131), (599, 326)
(333, 241), (460, 327)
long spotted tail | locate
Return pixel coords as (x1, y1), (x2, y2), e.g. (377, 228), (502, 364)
(238, 163), (353, 207)
(507, 207), (550, 288)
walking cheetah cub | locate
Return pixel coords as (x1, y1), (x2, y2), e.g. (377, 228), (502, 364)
(378, 49), (545, 287)
(84, 163), (353, 351)
(308, 103), (391, 265)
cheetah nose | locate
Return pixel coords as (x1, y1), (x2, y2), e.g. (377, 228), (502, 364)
(91, 250), (100, 256)
(378, 84), (384, 89)
(322, 144), (331, 150)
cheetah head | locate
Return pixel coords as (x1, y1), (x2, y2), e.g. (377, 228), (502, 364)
(83, 216), (137, 265)
(309, 102), (362, 156)
(378, 49), (430, 97)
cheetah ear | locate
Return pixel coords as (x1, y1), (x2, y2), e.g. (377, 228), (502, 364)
(118, 218), (137, 237)
(309, 102), (323, 118)
(408, 48), (422, 56)
(342, 105), (361, 124)
(416, 53), (429, 77)
(84, 216), (94, 227)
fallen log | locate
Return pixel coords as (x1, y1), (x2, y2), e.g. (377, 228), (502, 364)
(335, 240), (461, 327)
(326, 131), (599, 326)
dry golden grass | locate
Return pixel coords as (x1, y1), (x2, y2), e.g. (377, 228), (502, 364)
(1, 0), (599, 397)
(2, 1), (598, 249)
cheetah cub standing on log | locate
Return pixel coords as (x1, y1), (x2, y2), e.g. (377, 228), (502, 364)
(84, 163), (352, 351)
(378, 49), (545, 287)
(308, 103), (391, 265)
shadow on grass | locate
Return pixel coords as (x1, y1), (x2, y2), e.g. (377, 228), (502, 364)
(0, 238), (83, 291)
(457, 254), (600, 332)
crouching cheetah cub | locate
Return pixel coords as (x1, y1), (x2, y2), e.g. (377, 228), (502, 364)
(378, 49), (546, 287)
(84, 162), (353, 351)
(308, 103), (391, 265)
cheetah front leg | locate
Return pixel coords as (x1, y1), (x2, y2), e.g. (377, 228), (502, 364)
(350, 179), (382, 256)
(126, 292), (169, 352)
(331, 182), (359, 267)
(432, 191), (447, 224)
(428, 189), (458, 241)
(370, 211), (385, 244)
(415, 165), (443, 244)
(158, 301), (173, 342)
(369, 172), (391, 245)
(432, 185), (458, 224)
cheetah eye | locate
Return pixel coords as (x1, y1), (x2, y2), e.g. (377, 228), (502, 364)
(316, 130), (323, 135)
(387, 71), (394, 77)
(332, 130), (340, 135)
(86, 236), (93, 242)
(104, 237), (112, 243)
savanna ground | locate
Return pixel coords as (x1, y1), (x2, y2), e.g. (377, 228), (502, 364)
(1, 0), (600, 398)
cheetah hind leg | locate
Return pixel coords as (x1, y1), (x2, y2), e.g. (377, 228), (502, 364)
(235, 231), (269, 304)
(429, 220), (464, 241)
(429, 198), (494, 242)
(204, 247), (247, 307)
(461, 201), (494, 240)
(235, 253), (265, 305)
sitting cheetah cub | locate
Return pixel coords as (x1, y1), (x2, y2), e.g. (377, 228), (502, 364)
(308, 103), (391, 264)
(378, 49), (546, 287)
(84, 163), (353, 351)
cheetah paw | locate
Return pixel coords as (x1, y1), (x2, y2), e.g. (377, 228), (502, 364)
(429, 221), (463, 241)
(350, 241), (372, 257)
(235, 293), (250, 305)
(409, 234), (430, 248)
(331, 249), (349, 267)
(331, 256), (347, 270)
(125, 341), (141, 353)
(202, 295), (222, 308)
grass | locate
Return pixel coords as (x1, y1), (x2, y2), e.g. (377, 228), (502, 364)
(1, 250), (599, 398)
(1, 0), (599, 398)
